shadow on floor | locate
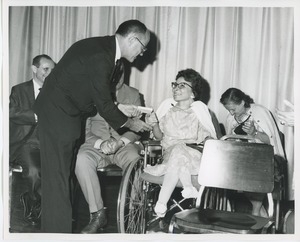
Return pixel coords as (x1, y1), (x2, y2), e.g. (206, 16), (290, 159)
(9, 172), (121, 233)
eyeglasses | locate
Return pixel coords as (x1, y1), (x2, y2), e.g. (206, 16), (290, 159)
(171, 82), (193, 90)
(135, 37), (147, 55)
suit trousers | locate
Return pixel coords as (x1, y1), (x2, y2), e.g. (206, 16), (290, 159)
(75, 142), (142, 213)
(37, 100), (82, 233)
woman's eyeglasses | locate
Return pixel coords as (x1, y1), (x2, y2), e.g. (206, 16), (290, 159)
(171, 82), (193, 90)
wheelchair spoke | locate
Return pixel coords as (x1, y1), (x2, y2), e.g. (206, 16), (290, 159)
(118, 158), (162, 233)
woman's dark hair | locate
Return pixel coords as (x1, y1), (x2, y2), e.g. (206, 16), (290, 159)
(220, 88), (254, 108)
(175, 68), (208, 101)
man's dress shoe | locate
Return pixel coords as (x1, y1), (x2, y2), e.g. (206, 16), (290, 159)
(81, 207), (107, 233)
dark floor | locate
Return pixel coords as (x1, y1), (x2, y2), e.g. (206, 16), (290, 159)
(9, 171), (122, 233)
(9, 171), (294, 234)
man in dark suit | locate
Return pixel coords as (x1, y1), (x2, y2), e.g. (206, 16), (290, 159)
(9, 54), (55, 225)
(33, 19), (152, 233)
(75, 65), (143, 233)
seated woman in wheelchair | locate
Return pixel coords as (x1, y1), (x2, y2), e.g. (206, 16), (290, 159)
(220, 87), (286, 217)
(144, 68), (217, 217)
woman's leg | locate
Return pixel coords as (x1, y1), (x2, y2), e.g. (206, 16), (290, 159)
(179, 166), (198, 198)
(155, 170), (179, 217)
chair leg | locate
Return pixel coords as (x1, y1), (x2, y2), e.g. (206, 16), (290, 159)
(262, 221), (275, 234)
(168, 215), (176, 233)
(275, 200), (280, 231)
(9, 170), (13, 219)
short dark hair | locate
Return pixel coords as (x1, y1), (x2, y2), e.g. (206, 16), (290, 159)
(175, 68), (207, 102)
(116, 19), (147, 37)
(32, 54), (53, 67)
(220, 88), (254, 108)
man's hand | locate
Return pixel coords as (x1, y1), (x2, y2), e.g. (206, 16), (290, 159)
(100, 137), (118, 155)
(124, 118), (152, 132)
(118, 104), (142, 118)
(276, 109), (294, 126)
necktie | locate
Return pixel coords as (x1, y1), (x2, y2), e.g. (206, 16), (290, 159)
(110, 59), (124, 101)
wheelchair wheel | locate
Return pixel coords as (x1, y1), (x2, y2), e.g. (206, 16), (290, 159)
(117, 158), (147, 233)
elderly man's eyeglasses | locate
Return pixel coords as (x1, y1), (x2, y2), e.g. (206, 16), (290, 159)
(135, 37), (147, 55)
(171, 82), (193, 89)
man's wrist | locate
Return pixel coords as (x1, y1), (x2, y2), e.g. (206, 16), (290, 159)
(118, 139), (125, 148)
(120, 137), (130, 146)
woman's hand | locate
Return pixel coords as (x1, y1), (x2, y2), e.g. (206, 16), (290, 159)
(145, 112), (158, 127)
(276, 109), (294, 127)
(276, 100), (294, 127)
(242, 118), (257, 136)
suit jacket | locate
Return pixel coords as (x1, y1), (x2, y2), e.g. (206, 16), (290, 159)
(34, 36), (127, 135)
(9, 80), (38, 160)
(85, 84), (142, 146)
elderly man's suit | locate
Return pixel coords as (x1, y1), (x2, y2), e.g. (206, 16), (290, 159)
(34, 36), (127, 233)
(10, 80), (40, 185)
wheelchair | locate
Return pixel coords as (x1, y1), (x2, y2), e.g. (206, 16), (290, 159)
(116, 135), (287, 234)
(116, 140), (197, 233)
(116, 139), (231, 233)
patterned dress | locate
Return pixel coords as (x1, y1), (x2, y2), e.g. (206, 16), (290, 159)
(144, 105), (212, 176)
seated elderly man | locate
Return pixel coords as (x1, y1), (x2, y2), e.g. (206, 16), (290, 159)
(9, 54), (55, 225)
(75, 66), (143, 234)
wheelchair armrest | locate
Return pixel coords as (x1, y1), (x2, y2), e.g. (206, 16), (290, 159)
(220, 134), (256, 142)
(9, 164), (23, 173)
(142, 139), (161, 146)
(186, 143), (204, 153)
(97, 164), (122, 176)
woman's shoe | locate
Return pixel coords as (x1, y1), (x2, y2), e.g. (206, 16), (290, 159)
(181, 186), (198, 198)
(154, 202), (167, 218)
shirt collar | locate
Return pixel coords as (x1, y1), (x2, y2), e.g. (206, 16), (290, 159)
(115, 36), (121, 63)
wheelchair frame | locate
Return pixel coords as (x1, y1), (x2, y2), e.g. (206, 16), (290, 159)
(116, 140), (205, 233)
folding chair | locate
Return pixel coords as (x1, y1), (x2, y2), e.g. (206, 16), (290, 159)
(169, 139), (276, 234)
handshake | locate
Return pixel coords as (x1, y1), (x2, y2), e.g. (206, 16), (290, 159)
(145, 112), (159, 127)
(117, 104), (158, 132)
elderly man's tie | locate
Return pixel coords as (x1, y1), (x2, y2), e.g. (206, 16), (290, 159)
(110, 59), (124, 101)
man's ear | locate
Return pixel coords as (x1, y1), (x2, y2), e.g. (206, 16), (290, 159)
(31, 65), (38, 73)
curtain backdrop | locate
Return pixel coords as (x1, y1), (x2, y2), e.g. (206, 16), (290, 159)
(8, 6), (294, 199)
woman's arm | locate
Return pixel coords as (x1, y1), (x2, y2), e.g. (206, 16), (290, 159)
(145, 112), (163, 140)
(250, 129), (270, 144)
(151, 123), (164, 140)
